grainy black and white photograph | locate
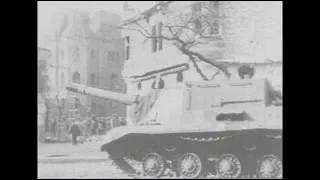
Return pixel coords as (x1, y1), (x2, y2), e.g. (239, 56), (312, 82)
(38, 1), (282, 179)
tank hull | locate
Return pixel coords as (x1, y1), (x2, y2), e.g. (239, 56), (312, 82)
(102, 126), (282, 178)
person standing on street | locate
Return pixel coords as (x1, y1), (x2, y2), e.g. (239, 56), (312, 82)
(69, 121), (81, 146)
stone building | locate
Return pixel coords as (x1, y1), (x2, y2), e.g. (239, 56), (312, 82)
(38, 47), (52, 142)
(121, 1), (282, 122)
(45, 10), (127, 121)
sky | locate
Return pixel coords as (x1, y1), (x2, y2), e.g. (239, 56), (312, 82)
(38, 1), (156, 46)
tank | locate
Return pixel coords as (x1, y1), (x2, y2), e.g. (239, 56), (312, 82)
(65, 68), (282, 179)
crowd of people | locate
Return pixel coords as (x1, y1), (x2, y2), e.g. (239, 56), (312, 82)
(67, 114), (126, 145)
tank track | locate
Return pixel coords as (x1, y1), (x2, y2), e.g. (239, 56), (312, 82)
(106, 130), (282, 179)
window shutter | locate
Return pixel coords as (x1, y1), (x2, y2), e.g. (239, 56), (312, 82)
(126, 46), (130, 60)
(125, 36), (130, 60)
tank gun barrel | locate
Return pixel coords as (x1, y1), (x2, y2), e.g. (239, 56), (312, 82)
(65, 83), (138, 105)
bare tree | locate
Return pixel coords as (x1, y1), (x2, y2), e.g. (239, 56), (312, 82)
(110, 1), (231, 80)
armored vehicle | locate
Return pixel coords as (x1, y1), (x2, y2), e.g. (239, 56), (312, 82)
(65, 64), (282, 179)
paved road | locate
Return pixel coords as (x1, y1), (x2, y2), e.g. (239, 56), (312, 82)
(38, 141), (102, 156)
(38, 161), (130, 179)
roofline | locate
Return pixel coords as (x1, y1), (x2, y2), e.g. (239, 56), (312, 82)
(121, 1), (173, 26)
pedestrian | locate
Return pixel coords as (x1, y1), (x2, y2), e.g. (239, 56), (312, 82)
(95, 117), (101, 135)
(111, 114), (120, 128)
(69, 121), (81, 146)
(83, 117), (91, 137)
(90, 115), (97, 135)
(51, 118), (57, 137)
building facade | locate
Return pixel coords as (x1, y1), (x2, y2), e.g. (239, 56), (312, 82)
(38, 47), (52, 142)
(121, 1), (282, 90)
(121, 1), (282, 122)
(46, 10), (127, 121)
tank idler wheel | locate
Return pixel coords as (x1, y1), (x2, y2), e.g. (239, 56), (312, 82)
(141, 153), (166, 178)
(216, 154), (242, 178)
(256, 154), (282, 179)
(176, 153), (203, 179)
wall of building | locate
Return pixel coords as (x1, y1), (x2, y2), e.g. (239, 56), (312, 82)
(221, 1), (282, 62)
(122, 1), (282, 81)
(46, 10), (127, 120)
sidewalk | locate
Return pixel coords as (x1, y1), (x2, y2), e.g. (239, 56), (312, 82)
(38, 137), (110, 164)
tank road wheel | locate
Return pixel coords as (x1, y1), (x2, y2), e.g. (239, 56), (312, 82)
(216, 154), (242, 178)
(141, 153), (165, 178)
(177, 153), (203, 179)
(256, 154), (282, 179)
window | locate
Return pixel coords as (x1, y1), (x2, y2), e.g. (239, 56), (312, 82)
(91, 49), (95, 60)
(72, 47), (80, 62)
(60, 73), (65, 87)
(177, 72), (183, 82)
(109, 52), (115, 61)
(158, 22), (163, 51)
(75, 98), (80, 109)
(115, 52), (120, 61)
(152, 25), (157, 53)
(90, 73), (95, 87)
(110, 73), (118, 90)
(137, 82), (142, 90)
(111, 73), (118, 80)
(126, 36), (130, 44)
(104, 50), (107, 61)
(96, 49), (99, 61)
(72, 72), (80, 84)
(68, 96), (80, 120)
(60, 49), (64, 60)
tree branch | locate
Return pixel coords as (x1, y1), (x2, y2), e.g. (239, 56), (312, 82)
(188, 54), (209, 81)
(134, 22), (152, 36)
(182, 48), (231, 77)
(109, 17), (230, 79)
(104, 25), (151, 38)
